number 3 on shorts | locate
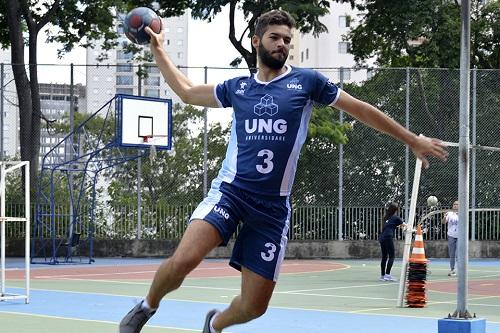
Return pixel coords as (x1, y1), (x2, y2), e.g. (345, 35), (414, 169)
(261, 242), (277, 262)
(256, 149), (274, 174)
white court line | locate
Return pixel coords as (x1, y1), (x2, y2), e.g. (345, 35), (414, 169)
(3, 286), (499, 324)
(32, 262), (335, 279)
(279, 282), (397, 294)
(276, 292), (397, 301)
(34, 266), (229, 279)
(0, 311), (227, 332)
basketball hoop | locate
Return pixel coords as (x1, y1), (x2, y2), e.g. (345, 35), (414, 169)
(141, 135), (153, 143)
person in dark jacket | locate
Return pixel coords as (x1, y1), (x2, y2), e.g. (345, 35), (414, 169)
(378, 202), (406, 281)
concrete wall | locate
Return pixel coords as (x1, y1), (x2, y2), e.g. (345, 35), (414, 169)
(7, 239), (500, 259)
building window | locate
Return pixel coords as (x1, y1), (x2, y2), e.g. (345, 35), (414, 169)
(177, 40), (183, 46)
(116, 75), (133, 85)
(177, 27), (183, 33)
(177, 52), (184, 59)
(339, 68), (351, 81)
(301, 51), (304, 63)
(117, 64), (133, 72)
(116, 88), (134, 95)
(289, 55), (294, 60)
(338, 42), (351, 54)
(166, 39), (170, 45)
(306, 48), (309, 60)
(117, 50), (133, 60)
(145, 89), (160, 98)
(339, 16), (351, 28)
(144, 76), (160, 86)
(144, 65), (160, 74)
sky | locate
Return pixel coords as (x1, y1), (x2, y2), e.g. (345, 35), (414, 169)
(34, 5), (250, 86)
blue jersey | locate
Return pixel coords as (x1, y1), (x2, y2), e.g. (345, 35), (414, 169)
(213, 65), (341, 196)
(379, 215), (403, 241)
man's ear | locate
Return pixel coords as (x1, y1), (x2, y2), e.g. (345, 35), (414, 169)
(251, 35), (260, 49)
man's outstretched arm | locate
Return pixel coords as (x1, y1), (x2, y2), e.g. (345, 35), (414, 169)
(333, 90), (449, 168)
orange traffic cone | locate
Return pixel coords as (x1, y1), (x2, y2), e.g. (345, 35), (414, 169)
(409, 224), (427, 264)
(406, 224), (428, 308)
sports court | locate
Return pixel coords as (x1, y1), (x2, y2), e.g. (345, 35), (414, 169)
(1, 258), (500, 332)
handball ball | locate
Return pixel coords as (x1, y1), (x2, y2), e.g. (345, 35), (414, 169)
(123, 7), (162, 45)
(427, 195), (438, 207)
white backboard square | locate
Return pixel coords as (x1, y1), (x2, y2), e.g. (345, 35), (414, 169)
(117, 95), (172, 150)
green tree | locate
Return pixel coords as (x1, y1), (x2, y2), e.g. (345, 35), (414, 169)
(0, 0), (190, 192)
(103, 104), (229, 236)
(349, 0), (500, 69)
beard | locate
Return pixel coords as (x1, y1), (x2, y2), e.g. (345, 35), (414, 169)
(258, 43), (288, 70)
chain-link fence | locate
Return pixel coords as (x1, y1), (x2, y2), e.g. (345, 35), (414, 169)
(2, 64), (499, 241)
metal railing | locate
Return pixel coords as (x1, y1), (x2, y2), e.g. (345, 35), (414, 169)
(5, 203), (500, 241)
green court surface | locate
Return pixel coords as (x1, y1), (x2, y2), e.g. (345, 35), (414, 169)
(1, 258), (499, 332)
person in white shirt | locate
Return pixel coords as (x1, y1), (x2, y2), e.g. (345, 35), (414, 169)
(442, 200), (459, 276)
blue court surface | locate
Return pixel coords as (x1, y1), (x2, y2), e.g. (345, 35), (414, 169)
(1, 258), (500, 333)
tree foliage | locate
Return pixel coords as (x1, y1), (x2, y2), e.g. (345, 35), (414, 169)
(348, 0), (500, 69)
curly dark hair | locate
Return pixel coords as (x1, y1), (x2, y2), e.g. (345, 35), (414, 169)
(254, 10), (296, 38)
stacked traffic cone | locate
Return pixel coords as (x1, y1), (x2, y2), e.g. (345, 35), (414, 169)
(405, 224), (428, 308)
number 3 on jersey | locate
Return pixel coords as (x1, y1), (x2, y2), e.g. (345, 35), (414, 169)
(256, 149), (274, 174)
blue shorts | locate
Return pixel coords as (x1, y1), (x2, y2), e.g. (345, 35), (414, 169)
(190, 182), (290, 281)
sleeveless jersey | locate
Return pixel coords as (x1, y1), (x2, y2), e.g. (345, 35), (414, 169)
(212, 65), (341, 196)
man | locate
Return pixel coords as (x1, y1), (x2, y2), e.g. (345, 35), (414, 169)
(119, 9), (448, 333)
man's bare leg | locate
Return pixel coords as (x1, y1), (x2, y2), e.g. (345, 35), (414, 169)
(146, 219), (222, 308)
(212, 267), (275, 330)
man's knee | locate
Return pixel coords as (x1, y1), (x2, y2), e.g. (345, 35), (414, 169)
(168, 253), (200, 276)
(242, 299), (268, 319)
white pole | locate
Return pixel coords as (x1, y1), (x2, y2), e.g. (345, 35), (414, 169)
(397, 157), (422, 307)
(1, 163), (5, 296)
(456, 0), (471, 317)
(25, 162), (30, 303)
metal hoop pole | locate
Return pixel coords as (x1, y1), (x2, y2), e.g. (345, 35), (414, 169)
(442, 141), (500, 153)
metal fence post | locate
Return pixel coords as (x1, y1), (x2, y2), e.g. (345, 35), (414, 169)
(405, 68), (410, 222)
(203, 66), (208, 198)
(137, 65), (142, 240)
(69, 63), (75, 239)
(471, 68), (476, 241)
(0, 63), (3, 161)
(338, 67), (344, 240)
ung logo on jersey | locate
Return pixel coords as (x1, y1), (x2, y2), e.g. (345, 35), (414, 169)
(213, 205), (230, 220)
(245, 95), (287, 139)
(287, 78), (302, 90)
(235, 81), (247, 95)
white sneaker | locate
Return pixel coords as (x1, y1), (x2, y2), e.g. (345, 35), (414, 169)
(448, 270), (456, 277)
(383, 274), (397, 282)
(379, 275), (386, 281)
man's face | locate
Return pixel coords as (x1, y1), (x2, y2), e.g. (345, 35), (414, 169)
(254, 25), (292, 70)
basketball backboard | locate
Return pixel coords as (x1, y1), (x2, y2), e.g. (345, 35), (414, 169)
(116, 94), (172, 150)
